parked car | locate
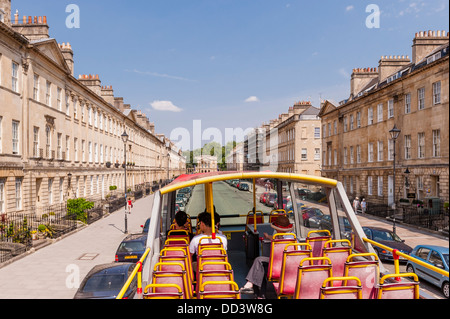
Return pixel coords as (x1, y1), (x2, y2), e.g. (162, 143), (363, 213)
(406, 245), (449, 298)
(260, 192), (269, 204)
(319, 215), (353, 240)
(285, 202), (306, 215)
(274, 196), (290, 210)
(302, 207), (324, 228)
(239, 183), (250, 191)
(115, 234), (148, 263)
(141, 218), (150, 233)
(297, 188), (312, 198)
(362, 227), (413, 262)
(266, 193), (277, 207)
(74, 263), (137, 299)
(176, 192), (188, 204)
(175, 199), (185, 211)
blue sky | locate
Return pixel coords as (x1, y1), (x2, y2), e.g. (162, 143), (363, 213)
(12, 0), (449, 150)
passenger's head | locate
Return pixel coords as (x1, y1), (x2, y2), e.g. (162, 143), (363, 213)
(175, 211), (188, 228)
(197, 211), (212, 228)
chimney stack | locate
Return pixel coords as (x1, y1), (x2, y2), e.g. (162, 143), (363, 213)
(101, 85), (115, 105)
(350, 68), (378, 98)
(59, 42), (74, 75)
(78, 74), (102, 96)
(412, 30), (449, 64)
(378, 55), (411, 82)
(11, 14), (50, 41)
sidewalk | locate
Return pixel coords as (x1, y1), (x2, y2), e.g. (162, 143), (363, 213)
(0, 194), (154, 299)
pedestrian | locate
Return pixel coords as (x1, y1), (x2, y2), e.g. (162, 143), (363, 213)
(239, 215), (294, 299)
(353, 197), (360, 214)
(361, 198), (366, 214)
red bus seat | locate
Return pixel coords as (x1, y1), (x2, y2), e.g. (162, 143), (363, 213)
(306, 230), (332, 264)
(273, 243), (312, 298)
(267, 233), (297, 282)
(148, 262), (191, 299)
(378, 273), (420, 299)
(323, 239), (352, 281)
(294, 257), (333, 299)
(344, 253), (380, 299)
(197, 281), (240, 299)
(143, 283), (183, 299)
(320, 277), (362, 299)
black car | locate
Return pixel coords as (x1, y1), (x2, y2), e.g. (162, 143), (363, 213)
(363, 227), (413, 262)
(141, 218), (150, 233)
(115, 233), (148, 263)
(74, 263), (137, 299)
(319, 215), (353, 240)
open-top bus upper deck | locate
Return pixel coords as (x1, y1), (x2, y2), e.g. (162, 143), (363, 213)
(117, 171), (449, 300)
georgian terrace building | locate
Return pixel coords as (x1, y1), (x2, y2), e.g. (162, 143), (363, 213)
(0, 3), (185, 216)
(319, 31), (449, 206)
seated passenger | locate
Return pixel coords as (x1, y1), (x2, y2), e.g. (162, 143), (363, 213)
(190, 211), (228, 257)
(171, 211), (193, 240)
(240, 215), (294, 299)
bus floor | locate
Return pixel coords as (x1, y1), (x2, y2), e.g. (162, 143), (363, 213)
(227, 249), (277, 300)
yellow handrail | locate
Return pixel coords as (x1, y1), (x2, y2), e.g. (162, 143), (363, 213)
(116, 247), (151, 299)
(363, 238), (449, 278)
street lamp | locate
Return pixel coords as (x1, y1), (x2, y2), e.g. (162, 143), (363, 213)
(389, 124), (401, 235)
(121, 131), (129, 234)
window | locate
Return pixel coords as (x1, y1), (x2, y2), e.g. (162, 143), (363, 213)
(74, 138), (78, 162)
(15, 178), (22, 210)
(405, 93), (411, 114)
(33, 74), (39, 101)
(377, 141), (383, 161)
(57, 133), (62, 160)
(88, 141), (92, 162)
(343, 117), (347, 132)
(301, 148), (307, 161)
(343, 147), (347, 164)
(350, 115), (354, 130)
(88, 106), (92, 125)
(82, 140), (86, 162)
(0, 180), (5, 213)
(432, 130), (440, 157)
(65, 135), (70, 161)
(59, 178), (64, 203)
(48, 178), (53, 205)
(57, 88), (62, 111)
(65, 94), (70, 116)
(378, 176), (383, 197)
(368, 107), (373, 125)
(356, 112), (361, 128)
(334, 149), (337, 165)
(418, 88), (425, 110)
(368, 176), (373, 196)
(33, 127), (39, 157)
(377, 103), (383, 122)
(418, 132), (425, 159)
(12, 121), (19, 155)
(94, 143), (98, 162)
(388, 139), (393, 161)
(46, 81), (51, 106)
(388, 99), (394, 118)
(12, 62), (19, 92)
(356, 145), (361, 163)
(404, 135), (411, 160)
(334, 121), (337, 134)
(314, 127), (320, 139)
(433, 81), (441, 105)
(100, 144), (104, 163)
(328, 123), (331, 137)
(73, 98), (78, 119)
(368, 143), (374, 162)
(0, 116), (3, 153)
(314, 148), (320, 161)
(350, 146), (354, 164)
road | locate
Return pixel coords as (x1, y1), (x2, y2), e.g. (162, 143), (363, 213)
(186, 181), (448, 299)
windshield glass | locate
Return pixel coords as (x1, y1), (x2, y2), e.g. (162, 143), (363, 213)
(443, 254), (449, 267)
(83, 274), (125, 292)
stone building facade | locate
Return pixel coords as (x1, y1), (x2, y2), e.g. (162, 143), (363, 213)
(0, 1), (186, 216)
(244, 101), (322, 179)
(319, 31), (449, 206)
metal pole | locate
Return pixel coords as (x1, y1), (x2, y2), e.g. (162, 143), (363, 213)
(124, 142), (128, 234)
(393, 139), (396, 235)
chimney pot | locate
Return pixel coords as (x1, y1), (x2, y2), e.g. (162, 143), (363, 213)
(43, 16), (47, 24)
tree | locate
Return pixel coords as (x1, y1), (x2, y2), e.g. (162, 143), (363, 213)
(67, 198), (94, 223)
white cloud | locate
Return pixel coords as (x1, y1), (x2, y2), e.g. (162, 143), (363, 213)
(346, 5), (354, 11)
(126, 69), (197, 82)
(245, 96), (260, 103)
(339, 68), (350, 79)
(150, 100), (183, 112)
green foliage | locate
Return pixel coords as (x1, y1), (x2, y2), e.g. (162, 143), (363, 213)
(67, 198), (94, 223)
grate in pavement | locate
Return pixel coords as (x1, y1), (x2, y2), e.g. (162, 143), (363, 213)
(78, 253), (99, 261)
